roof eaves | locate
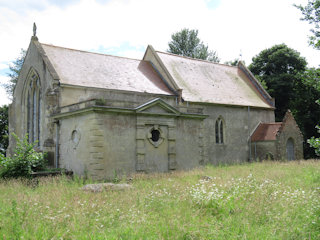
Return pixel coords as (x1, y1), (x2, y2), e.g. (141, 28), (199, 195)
(238, 61), (274, 108)
(181, 99), (274, 110)
(59, 83), (175, 97)
(34, 41), (60, 83)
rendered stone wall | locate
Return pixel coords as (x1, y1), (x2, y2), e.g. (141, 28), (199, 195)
(59, 112), (136, 180)
(59, 114), (91, 175)
(58, 104), (205, 179)
(175, 118), (204, 169)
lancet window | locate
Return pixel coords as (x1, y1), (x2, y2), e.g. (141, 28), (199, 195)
(215, 117), (224, 144)
(25, 68), (41, 145)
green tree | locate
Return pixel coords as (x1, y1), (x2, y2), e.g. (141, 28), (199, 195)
(295, 0), (320, 49)
(3, 49), (26, 98)
(298, 68), (320, 157)
(300, 67), (320, 93)
(168, 28), (220, 62)
(249, 44), (307, 121)
(0, 105), (8, 154)
(295, 1), (320, 156)
(224, 58), (240, 66)
(291, 74), (320, 158)
(308, 126), (320, 156)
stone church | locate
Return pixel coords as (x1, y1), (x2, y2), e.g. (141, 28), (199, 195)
(8, 33), (303, 179)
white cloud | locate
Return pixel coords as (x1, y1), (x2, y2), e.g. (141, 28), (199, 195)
(0, 0), (318, 69)
(0, 75), (11, 106)
(0, 63), (8, 70)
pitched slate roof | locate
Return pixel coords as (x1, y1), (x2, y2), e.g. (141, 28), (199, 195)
(251, 123), (282, 141)
(155, 51), (273, 108)
(40, 43), (173, 95)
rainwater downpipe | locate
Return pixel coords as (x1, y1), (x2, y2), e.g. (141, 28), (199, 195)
(55, 120), (60, 169)
(248, 106), (251, 161)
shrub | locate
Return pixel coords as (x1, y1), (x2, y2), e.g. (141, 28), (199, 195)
(308, 125), (320, 156)
(0, 134), (46, 178)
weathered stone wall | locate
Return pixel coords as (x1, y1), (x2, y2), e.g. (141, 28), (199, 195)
(189, 103), (275, 164)
(251, 141), (277, 161)
(276, 114), (304, 160)
(59, 114), (90, 175)
(59, 112), (137, 180)
(175, 118), (205, 169)
(57, 94), (276, 179)
(8, 40), (59, 163)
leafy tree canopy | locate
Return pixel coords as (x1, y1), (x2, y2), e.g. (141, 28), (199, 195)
(2, 49), (26, 98)
(249, 44), (307, 121)
(300, 67), (320, 93)
(168, 28), (220, 62)
(224, 58), (240, 66)
(295, 0), (320, 49)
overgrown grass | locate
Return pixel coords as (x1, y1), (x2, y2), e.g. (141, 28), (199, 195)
(0, 160), (319, 239)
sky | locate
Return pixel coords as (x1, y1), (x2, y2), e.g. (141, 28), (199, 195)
(0, 0), (318, 106)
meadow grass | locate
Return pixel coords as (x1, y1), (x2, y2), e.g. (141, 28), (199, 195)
(0, 160), (319, 239)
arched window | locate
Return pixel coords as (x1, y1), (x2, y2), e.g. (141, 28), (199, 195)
(215, 117), (224, 144)
(286, 138), (295, 160)
(24, 68), (41, 145)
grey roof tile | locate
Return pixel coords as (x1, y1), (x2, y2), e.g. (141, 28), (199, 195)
(41, 44), (173, 95)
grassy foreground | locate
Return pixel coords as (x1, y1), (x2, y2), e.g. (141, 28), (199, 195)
(0, 161), (319, 239)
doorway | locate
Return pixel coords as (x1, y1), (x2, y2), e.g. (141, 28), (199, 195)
(286, 138), (295, 160)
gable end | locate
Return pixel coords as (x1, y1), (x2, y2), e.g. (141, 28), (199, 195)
(135, 98), (180, 116)
(238, 61), (274, 107)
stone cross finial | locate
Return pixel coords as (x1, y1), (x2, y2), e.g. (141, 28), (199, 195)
(33, 22), (37, 37)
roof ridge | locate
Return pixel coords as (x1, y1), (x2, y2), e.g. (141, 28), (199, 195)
(155, 50), (237, 68)
(40, 42), (143, 62)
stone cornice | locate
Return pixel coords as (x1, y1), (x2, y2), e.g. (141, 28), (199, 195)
(53, 101), (207, 120)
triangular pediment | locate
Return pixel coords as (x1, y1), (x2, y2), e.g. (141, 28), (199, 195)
(135, 98), (180, 115)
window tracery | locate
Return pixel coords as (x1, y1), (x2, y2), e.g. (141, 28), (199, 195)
(24, 68), (41, 145)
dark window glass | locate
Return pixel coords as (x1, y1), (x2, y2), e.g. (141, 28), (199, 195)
(215, 120), (219, 143)
(220, 121), (224, 144)
(215, 118), (224, 144)
(151, 129), (160, 142)
(33, 90), (37, 142)
(27, 91), (31, 142)
(37, 91), (41, 145)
